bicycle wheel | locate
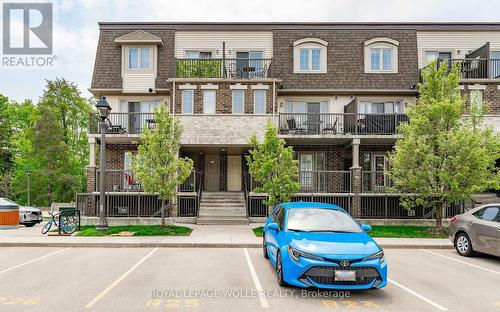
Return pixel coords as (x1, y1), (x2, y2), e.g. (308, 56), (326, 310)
(41, 221), (52, 234)
(62, 221), (77, 234)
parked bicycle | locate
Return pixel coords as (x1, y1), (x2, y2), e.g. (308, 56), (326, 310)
(41, 211), (78, 234)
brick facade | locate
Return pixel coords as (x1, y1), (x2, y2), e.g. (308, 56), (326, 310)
(174, 82), (275, 114)
(272, 30), (419, 90)
(462, 83), (500, 114)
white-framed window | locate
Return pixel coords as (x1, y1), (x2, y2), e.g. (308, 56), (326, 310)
(293, 38), (328, 73)
(182, 90), (194, 114)
(232, 90), (245, 114)
(185, 51), (212, 59)
(203, 90), (216, 114)
(364, 38), (399, 73)
(470, 89), (484, 112)
(128, 47), (152, 70)
(253, 90), (266, 114)
(359, 100), (402, 114)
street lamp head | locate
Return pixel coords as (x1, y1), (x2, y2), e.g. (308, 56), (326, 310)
(95, 96), (111, 120)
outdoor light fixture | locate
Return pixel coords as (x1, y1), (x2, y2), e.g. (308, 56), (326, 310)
(95, 96), (111, 231)
(95, 96), (111, 120)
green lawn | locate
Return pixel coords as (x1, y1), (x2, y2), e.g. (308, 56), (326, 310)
(253, 225), (447, 238)
(75, 225), (193, 237)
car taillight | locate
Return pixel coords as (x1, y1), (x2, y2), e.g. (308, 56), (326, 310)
(450, 216), (457, 224)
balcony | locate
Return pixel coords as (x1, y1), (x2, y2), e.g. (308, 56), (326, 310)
(175, 58), (272, 79)
(90, 113), (155, 135)
(95, 169), (200, 193)
(278, 113), (408, 136)
(425, 58), (500, 80)
(245, 171), (351, 194)
(362, 171), (393, 193)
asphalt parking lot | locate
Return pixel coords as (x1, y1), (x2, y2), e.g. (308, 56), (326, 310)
(0, 247), (499, 312)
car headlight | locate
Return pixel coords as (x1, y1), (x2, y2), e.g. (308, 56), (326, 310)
(362, 250), (385, 263)
(288, 245), (324, 261)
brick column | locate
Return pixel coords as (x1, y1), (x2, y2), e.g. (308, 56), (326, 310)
(86, 166), (97, 192)
(170, 197), (178, 218)
(220, 152), (227, 191)
(350, 138), (362, 217)
(350, 167), (362, 217)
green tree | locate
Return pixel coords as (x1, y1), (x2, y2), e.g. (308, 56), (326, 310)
(31, 108), (77, 205)
(131, 105), (193, 226)
(38, 78), (92, 193)
(246, 122), (300, 207)
(0, 95), (13, 173)
(389, 62), (500, 228)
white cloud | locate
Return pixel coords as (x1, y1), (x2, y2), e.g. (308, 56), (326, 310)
(2, 0), (500, 102)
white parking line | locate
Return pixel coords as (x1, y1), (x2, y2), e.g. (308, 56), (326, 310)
(388, 278), (447, 311)
(0, 248), (70, 275)
(85, 248), (158, 309)
(420, 249), (500, 276)
(243, 248), (269, 309)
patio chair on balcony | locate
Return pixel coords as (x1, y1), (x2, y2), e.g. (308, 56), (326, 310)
(286, 118), (305, 134)
(322, 119), (338, 134)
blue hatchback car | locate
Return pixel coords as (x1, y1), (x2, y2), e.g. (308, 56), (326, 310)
(263, 202), (387, 289)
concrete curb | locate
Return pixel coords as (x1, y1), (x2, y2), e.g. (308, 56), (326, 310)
(0, 242), (454, 249)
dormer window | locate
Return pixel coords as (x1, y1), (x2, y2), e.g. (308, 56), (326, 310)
(128, 47), (152, 70)
(364, 38), (399, 73)
(293, 38), (328, 73)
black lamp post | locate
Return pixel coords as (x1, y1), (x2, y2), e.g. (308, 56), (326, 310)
(95, 96), (111, 231)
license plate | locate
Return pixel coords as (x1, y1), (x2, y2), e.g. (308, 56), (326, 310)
(334, 270), (356, 281)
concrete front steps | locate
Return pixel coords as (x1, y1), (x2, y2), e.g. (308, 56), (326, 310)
(197, 192), (248, 225)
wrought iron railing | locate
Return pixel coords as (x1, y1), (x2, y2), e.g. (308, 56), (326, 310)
(278, 113), (408, 135)
(176, 58), (272, 79)
(448, 58), (500, 79)
(96, 170), (142, 192)
(361, 171), (393, 193)
(89, 112), (155, 135)
(76, 193), (163, 217)
(298, 171), (351, 193)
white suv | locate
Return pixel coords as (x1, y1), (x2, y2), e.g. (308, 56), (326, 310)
(19, 206), (43, 227)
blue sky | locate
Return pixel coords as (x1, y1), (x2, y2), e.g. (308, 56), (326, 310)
(1, 0), (500, 102)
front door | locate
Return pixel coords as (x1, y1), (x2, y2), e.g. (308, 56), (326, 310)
(204, 154), (220, 191)
(227, 155), (242, 191)
(307, 102), (321, 134)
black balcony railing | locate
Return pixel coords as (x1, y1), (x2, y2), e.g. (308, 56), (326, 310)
(245, 171), (351, 194)
(176, 58), (272, 79)
(96, 169), (199, 193)
(278, 113), (408, 135)
(423, 58), (500, 80)
(90, 112), (155, 134)
(361, 171), (393, 193)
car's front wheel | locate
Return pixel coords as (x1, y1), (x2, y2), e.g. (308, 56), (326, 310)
(275, 251), (288, 287)
(455, 233), (474, 257)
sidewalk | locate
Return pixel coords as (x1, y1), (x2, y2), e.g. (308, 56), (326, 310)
(0, 223), (453, 249)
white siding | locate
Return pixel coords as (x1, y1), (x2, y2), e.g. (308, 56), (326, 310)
(103, 95), (169, 112)
(121, 45), (157, 93)
(417, 31), (500, 68)
(122, 74), (156, 93)
(175, 31), (273, 59)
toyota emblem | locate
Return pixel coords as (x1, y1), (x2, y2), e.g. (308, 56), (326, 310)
(340, 260), (350, 267)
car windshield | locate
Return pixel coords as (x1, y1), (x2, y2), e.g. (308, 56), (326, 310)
(286, 208), (362, 233)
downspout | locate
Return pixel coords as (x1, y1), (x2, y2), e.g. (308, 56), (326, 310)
(272, 81), (276, 125)
(172, 81), (176, 115)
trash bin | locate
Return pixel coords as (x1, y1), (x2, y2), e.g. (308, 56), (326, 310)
(0, 198), (20, 230)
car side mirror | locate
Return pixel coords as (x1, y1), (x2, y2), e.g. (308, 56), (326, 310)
(361, 224), (372, 232)
(267, 222), (279, 232)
